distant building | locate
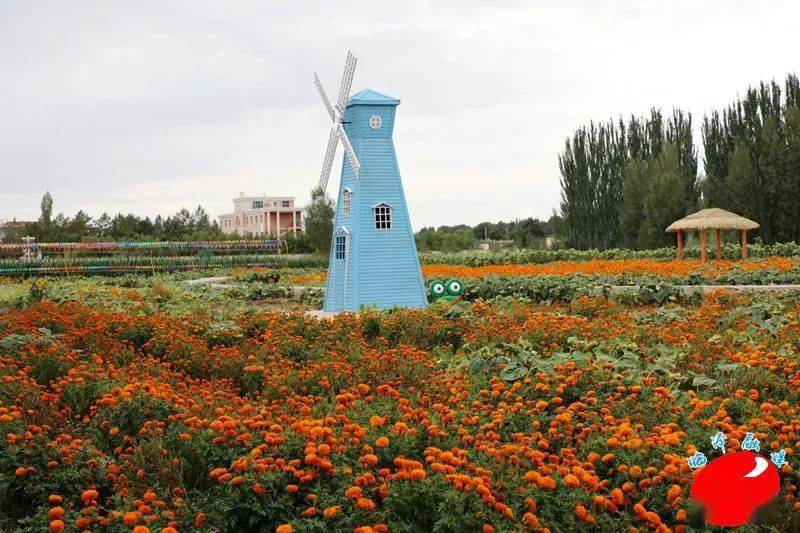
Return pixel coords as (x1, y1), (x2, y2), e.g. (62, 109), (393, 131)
(219, 194), (304, 237)
(0, 220), (36, 242)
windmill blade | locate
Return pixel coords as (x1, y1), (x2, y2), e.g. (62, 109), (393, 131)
(337, 122), (361, 178)
(318, 126), (339, 190)
(314, 72), (336, 122)
(335, 51), (357, 115)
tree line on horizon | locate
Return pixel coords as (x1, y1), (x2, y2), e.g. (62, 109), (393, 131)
(3, 191), (228, 243)
(560, 73), (800, 249)
(415, 215), (564, 252)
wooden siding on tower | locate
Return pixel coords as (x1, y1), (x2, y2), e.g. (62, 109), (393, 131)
(323, 92), (427, 312)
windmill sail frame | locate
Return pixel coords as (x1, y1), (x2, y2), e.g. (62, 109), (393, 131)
(315, 51), (361, 191)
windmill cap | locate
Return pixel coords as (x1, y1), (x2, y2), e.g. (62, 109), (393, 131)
(347, 88), (400, 106)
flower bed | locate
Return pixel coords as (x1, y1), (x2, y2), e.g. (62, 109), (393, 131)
(2, 293), (800, 531)
(422, 258), (797, 279)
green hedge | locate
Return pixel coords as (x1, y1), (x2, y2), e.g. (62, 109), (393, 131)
(420, 241), (800, 266)
(446, 269), (800, 304)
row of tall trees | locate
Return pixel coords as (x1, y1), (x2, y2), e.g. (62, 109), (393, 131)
(559, 109), (698, 249)
(703, 74), (800, 244)
(560, 73), (799, 249)
(13, 192), (228, 242)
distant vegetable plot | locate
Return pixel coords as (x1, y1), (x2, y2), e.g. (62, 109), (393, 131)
(0, 240), (327, 276)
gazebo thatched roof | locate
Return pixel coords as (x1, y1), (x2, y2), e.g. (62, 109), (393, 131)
(666, 208), (759, 233)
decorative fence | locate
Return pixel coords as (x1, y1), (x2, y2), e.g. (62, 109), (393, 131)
(0, 240), (327, 277)
(0, 239), (281, 256)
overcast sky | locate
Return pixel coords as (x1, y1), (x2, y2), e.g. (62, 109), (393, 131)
(1, 1), (799, 228)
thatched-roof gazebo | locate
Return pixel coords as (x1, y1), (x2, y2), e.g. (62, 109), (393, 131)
(666, 208), (759, 261)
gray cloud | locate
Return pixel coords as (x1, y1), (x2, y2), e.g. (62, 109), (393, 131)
(1, 0), (799, 227)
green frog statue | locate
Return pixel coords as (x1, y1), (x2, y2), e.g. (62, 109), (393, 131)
(427, 278), (464, 302)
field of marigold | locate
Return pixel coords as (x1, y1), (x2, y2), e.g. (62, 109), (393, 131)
(422, 257), (797, 279)
(287, 258), (799, 286)
(2, 286), (800, 531)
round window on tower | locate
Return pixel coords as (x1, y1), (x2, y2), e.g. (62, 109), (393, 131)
(369, 115), (382, 130)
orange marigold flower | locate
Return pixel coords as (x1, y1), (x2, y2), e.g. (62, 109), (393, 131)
(355, 497), (376, 510)
(123, 512), (139, 526)
(345, 486), (363, 499)
(537, 476), (557, 490)
(523, 512), (539, 527)
(609, 488), (625, 505)
(81, 489), (99, 503)
(323, 505), (341, 518)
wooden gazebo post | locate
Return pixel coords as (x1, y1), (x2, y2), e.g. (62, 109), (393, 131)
(667, 209), (758, 264)
(700, 230), (708, 263)
(741, 229), (747, 259)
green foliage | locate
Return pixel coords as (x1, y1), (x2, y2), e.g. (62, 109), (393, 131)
(416, 227), (478, 252)
(97, 394), (177, 441)
(59, 379), (118, 415)
(639, 143), (688, 248)
(420, 242), (800, 266)
(205, 320), (244, 347)
(560, 109), (697, 249)
(382, 479), (489, 532)
(562, 72), (800, 249)
(224, 283), (291, 301)
(305, 186), (335, 254)
(461, 335), (688, 390)
(620, 158), (649, 248)
(0, 254), (327, 277)
(19, 191), (229, 243)
(701, 73), (800, 244)
(455, 274), (705, 305)
(416, 216), (562, 252)
(0, 327), (60, 356)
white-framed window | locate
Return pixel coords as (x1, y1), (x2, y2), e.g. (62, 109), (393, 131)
(334, 235), (346, 260)
(282, 200), (290, 207)
(253, 201), (263, 209)
(374, 203), (392, 230)
(342, 189), (351, 215)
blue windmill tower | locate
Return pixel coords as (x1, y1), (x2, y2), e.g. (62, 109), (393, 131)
(314, 51), (427, 312)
